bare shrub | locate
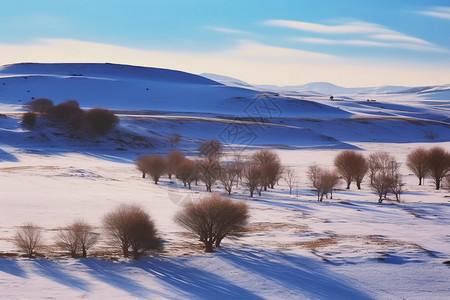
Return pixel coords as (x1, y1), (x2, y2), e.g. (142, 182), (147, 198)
(135, 154), (151, 178)
(284, 167), (298, 195)
(307, 165), (340, 201)
(334, 150), (368, 189)
(22, 112), (37, 129)
(174, 194), (248, 252)
(199, 139), (222, 159)
(103, 204), (161, 259)
(28, 98), (54, 114)
(368, 152), (401, 202)
(199, 157), (220, 192)
(243, 163), (263, 197)
(167, 133), (181, 147)
(176, 158), (197, 189)
(166, 150), (185, 179)
(406, 147), (428, 185)
(13, 223), (44, 258)
(252, 150), (282, 190)
(84, 108), (119, 135)
(219, 163), (239, 195)
(144, 155), (167, 184)
(426, 146), (450, 190)
(49, 100), (82, 119)
(57, 220), (98, 258)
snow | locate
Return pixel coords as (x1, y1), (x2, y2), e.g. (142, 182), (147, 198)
(0, 63), (450, 299)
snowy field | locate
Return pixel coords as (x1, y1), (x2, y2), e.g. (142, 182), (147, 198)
(0, 63), (449, 299)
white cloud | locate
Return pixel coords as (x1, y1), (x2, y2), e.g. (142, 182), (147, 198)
(207, 26), (250, 35)
(296, 37), (389, 47)
(370, 34), (431, 45)
(225, 40), (337, 61)
(265, 19), (393, 34)
(296, 37), (447, 53)
(0, 38), (449, 87)
(420, 6), (450, 20)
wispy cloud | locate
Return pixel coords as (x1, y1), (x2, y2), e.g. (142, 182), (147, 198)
(296, 37), (446, 53)
(207, 26), (250, 35)
(265, 19), (393, 34)
(268, 19), (445, 53)
(419, 6), (450, 20)
(227, 40), (337, 61)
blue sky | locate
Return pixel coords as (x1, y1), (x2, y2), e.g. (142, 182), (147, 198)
(0, 0), (449, 86)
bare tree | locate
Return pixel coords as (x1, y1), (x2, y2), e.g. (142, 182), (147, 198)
(145, 155), (167, 184)
(284, 167), (298, 195)
(199, 139), (222, 159)
(28, 98), (54, 114)
(243, 163), (263, 197)
(103, 204), (161, 259)
(219, 163), (239, 195)
(13, 223), (44, 258)
(176, 158), (197, 189)
(84, 108), (119, 135)
(252, 150), (282, 190)
(135, 154), (151, 178)
(368, 152), (401, 202)
(22, 112), (37, 129)
(167, 133), (181, 148)
(406, 147), (428, 185)
(198, 157), (220, 192)
(426, 146), (450, 190)
(166, 150), (185, 179)
(334, 150), (368, 189)
(307, 165), (340, 201)
(174, 194), (248, 252)
(57, 220), (98, 258)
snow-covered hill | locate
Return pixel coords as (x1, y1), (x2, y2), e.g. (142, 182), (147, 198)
(0, 62), (449, 299)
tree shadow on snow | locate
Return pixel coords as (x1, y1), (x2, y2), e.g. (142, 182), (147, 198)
(0, 148), (19, 162)
(33, 260), (90, 291)
(79, 259), (170, 298)
(220, 248), (375, 300)
(136, 257), (264, 300)
(0, 258), (27, 278)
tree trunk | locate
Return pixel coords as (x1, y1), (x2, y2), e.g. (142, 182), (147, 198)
(205, 241), (214, 252)
(168, 173), (172, 179)
(356, 182), (361, 189)
(122, 245), (129, 258)
(418, 178), (422, 185)
(435, 181), (440, 190)
(82, 247), (87, 258)
(215, 237), (223, 248)
(346, 181), (351, 189)
(142, 172), (146, 178)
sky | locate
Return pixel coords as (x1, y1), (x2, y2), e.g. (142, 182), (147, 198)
(0, 0), (449, 87)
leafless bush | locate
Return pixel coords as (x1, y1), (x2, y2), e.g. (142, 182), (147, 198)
(252, 150), (282, 190)
(84, 108), (119, 135)
(167, 150), (185, 179)
(199, 139), (222, 159)
(334, 150), (368, 189)
(284, 167), (298, 195)
(368, 152), (402, 202)
(406, 147), (428, 185)
(57, 220), (98, 258)
(13, 222), (44, 258)
(103, 204), (161, 259)
(28, 98), (54, 114)
(243, 163), (263, 197)
(174, 194), (248, 252)
(176, 158), (197, 189)
(135, 154), (151, 178)
(144, 155), (167, 184)
(426, 146), (450, 190)
(22, 112), (37, 129)
(219, 163), (240, 195)
(49, 100), (82, 119)
(199, 157), (220, 192)
(167, 133), (181, 147)
(307, 165), (340, 201)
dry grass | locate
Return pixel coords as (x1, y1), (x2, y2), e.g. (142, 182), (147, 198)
(246, 222), (309, 233)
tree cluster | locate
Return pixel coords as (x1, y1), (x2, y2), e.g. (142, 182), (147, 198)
(24, 98), (119, 135)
